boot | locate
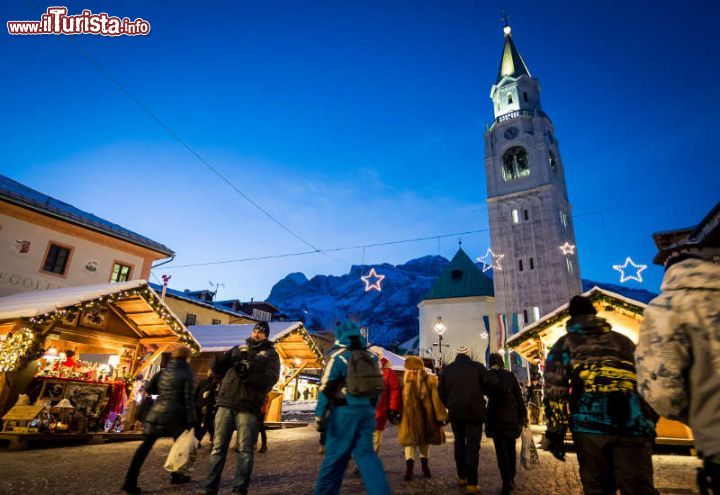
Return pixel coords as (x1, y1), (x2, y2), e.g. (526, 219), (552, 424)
(120, 482), (141, 494)
(404, 459), (414, 481)
(170, 472), (191, 485)
(420, 457), (432, 478)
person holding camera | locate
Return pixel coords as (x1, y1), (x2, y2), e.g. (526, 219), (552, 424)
(198, 321), (280, 495)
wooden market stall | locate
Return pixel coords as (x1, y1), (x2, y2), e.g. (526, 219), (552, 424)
(189, 321), (324, 424)
(0, 280), (199, 449)
(506, 286), (694, 446)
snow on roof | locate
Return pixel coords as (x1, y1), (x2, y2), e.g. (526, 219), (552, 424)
(0, 174), (174, 256)
(370, 346), (406, 371)
(398, 335), (419, 351)
(0, 280), (148, 320)
(189, 321), (303, 352)
(148, 283), (255, 320)
(506, 285), (648, 346)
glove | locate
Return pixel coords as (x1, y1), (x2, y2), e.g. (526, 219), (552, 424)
(541, 430), (566, 461)
(314, 416), (326, 433)
(388, 410), (401, 425)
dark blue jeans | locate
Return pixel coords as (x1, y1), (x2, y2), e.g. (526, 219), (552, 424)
(204, 407), (259, 494)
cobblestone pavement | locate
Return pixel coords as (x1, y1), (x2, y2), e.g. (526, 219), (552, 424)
(0, 426), (701, 495)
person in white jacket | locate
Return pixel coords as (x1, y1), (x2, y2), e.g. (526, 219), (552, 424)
(636, 253), (720, 493)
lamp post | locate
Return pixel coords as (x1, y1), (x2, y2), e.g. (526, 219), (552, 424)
(433, 316), (447, 372)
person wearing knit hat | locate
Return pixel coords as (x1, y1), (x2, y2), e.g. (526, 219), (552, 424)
(568, 295), (597, 318)
(542, 296), (658, 494)
(398, 356), (447, 481)
(438, 344), (486, 493)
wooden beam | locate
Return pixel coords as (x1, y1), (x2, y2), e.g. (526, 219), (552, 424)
(107, 303), (145, 339)
(277, 363), (308, 392)
(139, 336), (181, 345)
(132, 344), (169, 377)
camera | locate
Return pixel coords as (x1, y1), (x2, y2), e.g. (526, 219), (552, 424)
(233, 345), (252, 377)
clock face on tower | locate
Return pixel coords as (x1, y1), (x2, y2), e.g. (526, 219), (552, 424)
(504, 126), (519, 140)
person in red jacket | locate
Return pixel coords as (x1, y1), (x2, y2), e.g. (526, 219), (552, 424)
(372, 348), (402, 453)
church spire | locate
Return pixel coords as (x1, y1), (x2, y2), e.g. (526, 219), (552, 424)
(496, 17), (531, 84)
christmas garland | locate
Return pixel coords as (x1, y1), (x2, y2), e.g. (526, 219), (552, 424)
(0, 327), (44, 373)
(26, 285), (201, 352)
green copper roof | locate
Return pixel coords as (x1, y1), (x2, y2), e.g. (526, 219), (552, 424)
(423, 248), (494, 300)
(496, 31), (531, 84)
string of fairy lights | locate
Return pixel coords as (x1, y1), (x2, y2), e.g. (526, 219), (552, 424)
(0, 285), (201, 373)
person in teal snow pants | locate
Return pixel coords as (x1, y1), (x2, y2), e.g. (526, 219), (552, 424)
(313, 322), (391, 495)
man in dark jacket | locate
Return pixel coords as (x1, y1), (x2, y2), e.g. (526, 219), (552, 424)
(484, 353), (527, 494)
(199, 321), (281, 495)
(543, 295), (658, 495)
(525, 376), (543, 424)
(194, 369), (218, 444)
(438, 345), (486, 494)
(122, 346), (196, 494)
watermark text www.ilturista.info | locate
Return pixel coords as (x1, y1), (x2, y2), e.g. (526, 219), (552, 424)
(7, 7), (150, 36)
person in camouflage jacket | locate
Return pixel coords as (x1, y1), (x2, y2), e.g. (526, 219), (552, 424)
(543, 295), (658, 495)
(636, 254), (720, 493)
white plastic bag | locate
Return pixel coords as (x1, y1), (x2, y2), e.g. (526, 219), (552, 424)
(164, 429), (199, 475)
(520, 426), (539, 469)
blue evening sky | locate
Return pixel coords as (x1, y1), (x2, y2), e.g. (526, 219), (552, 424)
(2, 0), (718, 300)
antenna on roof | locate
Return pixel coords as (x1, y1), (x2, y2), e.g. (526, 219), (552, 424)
(208, 281), (225, 300)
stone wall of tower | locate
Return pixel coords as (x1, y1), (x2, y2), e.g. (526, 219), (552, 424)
(487, 185), (582, 320)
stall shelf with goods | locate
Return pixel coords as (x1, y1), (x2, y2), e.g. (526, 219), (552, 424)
(0, 280), (199, 449)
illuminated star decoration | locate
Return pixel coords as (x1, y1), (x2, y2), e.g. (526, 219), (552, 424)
(477, 248), (504, 272)
(559, 242), (576, 255)
(361, 268), (385, 292)
(612, 257), (647, 283)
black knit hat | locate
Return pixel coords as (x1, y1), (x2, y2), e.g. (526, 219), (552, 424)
(254, 321), (270, 336)
(568, 295), (597, 317)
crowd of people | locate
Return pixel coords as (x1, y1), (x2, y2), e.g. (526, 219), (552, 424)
(118, 247), (719, 495)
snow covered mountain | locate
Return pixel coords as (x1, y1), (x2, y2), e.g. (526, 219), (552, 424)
(267, 255), (657, 346)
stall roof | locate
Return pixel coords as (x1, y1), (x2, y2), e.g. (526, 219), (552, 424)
(371, 346), (406, 371)
(189, 322), (323, 369)
(0, 280), (199, 350)
(506, 286), (647, 361)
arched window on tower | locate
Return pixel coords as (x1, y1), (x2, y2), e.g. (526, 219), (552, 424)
(523, 91), (528, 102)
(548, 150), (557, 174)
(507, 93), (513, 104)
(501, 146), (530, 181)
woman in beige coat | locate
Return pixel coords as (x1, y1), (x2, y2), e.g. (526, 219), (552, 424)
(398, 356), (448, 481)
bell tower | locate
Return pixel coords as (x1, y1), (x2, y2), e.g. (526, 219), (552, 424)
(484, 20), (582, 327)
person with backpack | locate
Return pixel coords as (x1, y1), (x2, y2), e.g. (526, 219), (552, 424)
(543, 295), (659, 495)
(483, 353), (527, 494)
(398, 355), (448, 481)
(438, 346), (486, 494)
(313, 321), (390, 495)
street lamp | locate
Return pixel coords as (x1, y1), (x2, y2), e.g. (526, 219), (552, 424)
(433, 316), (447, 371)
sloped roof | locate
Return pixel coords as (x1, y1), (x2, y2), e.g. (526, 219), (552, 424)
(422, 248), (494, 300)
(148, 283), (255, 320)
(497, 31), (531, 84)
(0, 174), (174, 256)
(506, 286), (647, 360)
(190, 322), (302, 351)
(189, 321), (323, 368)
(0, 280), (199, 349)
(652, 201), (720, 264)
